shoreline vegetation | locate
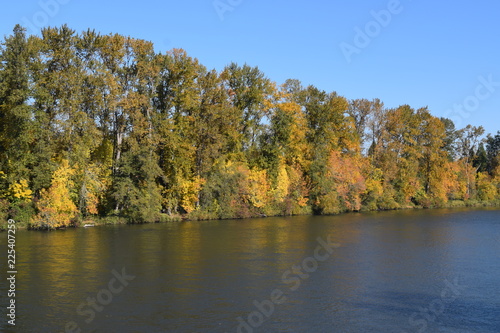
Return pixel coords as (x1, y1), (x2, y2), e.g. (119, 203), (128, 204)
(2, 200), (500, 231)
(1, 25), (500, 231)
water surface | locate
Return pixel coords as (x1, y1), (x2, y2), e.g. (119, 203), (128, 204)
(1, 208), (499, 332)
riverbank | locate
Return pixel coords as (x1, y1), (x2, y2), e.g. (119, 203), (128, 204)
(2, 199), (499, 231)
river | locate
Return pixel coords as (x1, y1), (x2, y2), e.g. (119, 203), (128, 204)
(1, 208), (499, 332)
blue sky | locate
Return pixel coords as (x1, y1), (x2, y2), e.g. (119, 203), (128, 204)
(2, 0), (500, 136)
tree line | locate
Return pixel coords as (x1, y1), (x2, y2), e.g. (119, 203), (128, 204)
(1, 25), (499, 229)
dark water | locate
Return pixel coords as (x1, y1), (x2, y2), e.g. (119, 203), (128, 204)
(1, 208), (500, 332)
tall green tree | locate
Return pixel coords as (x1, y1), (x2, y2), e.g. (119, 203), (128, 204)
(221, 63), (272, 163)
(154, 49), (204, 214)
(347, 98), (383, 148)
(455, 125), (485, 198)
(0, 25), (32, 195)
(109, 38), (163, 221)
(486, 131), (500, 174)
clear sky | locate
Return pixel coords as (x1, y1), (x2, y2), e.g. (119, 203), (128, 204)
(2, 0), (500, 136)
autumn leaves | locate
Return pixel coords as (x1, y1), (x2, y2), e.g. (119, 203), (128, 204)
(0, 25), (499, 229)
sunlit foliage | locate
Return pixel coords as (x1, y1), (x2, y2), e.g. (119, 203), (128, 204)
(0, 25), (499, 228)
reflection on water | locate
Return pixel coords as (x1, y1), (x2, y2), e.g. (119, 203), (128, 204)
(0, 208), (499, 332)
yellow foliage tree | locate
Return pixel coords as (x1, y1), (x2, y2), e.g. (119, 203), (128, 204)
(363, 166), (384, 210)
(178, 176), (205, 213)
(476, 172), (498, 201)
(446, 160), (466, 200)
(31, 160), (77, 229)
(0, 171), (6, 199)
(327, 151), (367, 211)
(426, 159), (460, 204)
(450, 160), (475, 200)
(9, 179), (32, 201)
(77, 163), (110, 216)
(287, 165), (309, 208)
(248, 169), (270, 208)
(273, 161), (289, 203)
